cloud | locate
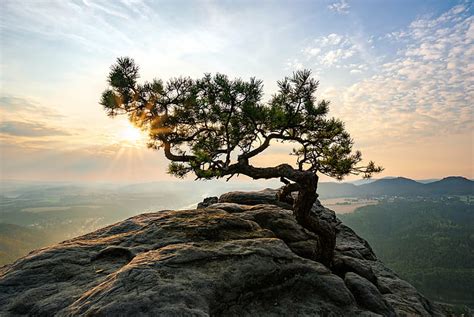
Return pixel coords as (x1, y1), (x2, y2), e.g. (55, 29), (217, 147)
(0, 1), (139, 52)
(0, 0), (266, 63)
(0, 121), (71, 137)
(326, 4), (473, 147)
(0, 95), (75, 142)
(0, 96), (63, 118)
(328, 0), (350, 14)
(383, 31), (408, 41)
(305, 33), (346, 48)
(302, 33), (359, 67)
(320, 48), (355, 66)
(285, 58), (304, 70)
(319, 33), (344, 46)
(303, 47), (321, 57)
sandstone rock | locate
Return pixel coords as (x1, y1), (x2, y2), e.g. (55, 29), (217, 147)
(219, 188), (292, 209)
(335, 224), (377, 261)
(214, 189), (446, 316)
(0, 189), (446, 316)
(344, 272), (395, 316)
(333, 255), (378, 285)
(197, 196), (218, 209)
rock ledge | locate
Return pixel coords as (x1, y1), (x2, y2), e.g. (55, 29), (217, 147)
(0, 189), (445, 316)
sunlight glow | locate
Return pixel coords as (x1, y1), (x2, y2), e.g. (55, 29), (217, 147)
(120, 123), (146, 146)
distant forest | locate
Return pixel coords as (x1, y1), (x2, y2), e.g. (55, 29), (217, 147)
(341, 198), (474, 308)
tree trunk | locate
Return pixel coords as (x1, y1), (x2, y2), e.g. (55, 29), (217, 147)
(224, 161), (336, 266)
(292, 173), (336, 267)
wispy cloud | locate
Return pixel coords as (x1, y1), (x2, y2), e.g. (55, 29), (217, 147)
(0, 95), (110, 150)
(324, 3), (473, 145)
(285, 58), (304, 70)
(302, 33), (365, 72)
(328, 0), (350, 14)
(0, 121), (71, 137)
(0, 96), (64, 119)
(0, 0), (143, 53)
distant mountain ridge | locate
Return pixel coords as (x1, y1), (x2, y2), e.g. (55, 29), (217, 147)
(2, 176), (472, 200)
(318, 176), (474, 198)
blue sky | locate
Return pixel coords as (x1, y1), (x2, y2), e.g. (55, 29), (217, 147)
(0, 0), (473, 182)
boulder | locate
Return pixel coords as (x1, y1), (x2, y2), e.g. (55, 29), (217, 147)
(197, 196), (218, 209)
(344, 272), (395, 316)
(219, 188), (292, 209)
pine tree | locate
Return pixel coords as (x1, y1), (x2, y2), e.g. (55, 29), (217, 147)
(101, 57), (382, 266)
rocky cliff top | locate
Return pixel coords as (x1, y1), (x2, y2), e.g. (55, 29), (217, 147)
(0, 189), (445, 316)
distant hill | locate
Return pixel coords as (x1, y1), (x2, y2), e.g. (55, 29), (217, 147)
(358, 177), (428, 196)
(425, 176), (474, 195)
(318, 176), (473, 198)
(317, 182), (360, 198)
(0, 223), (56, 265)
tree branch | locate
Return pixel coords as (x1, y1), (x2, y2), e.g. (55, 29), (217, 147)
(223, 160), (310, 184)
(163, 142), (195, 162)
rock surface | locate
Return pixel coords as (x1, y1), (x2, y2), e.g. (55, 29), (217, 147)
(0, 189), (446, 316)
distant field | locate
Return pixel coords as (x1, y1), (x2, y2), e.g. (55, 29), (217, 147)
(320, 197), (378, 214)
(22, 205), (101, 213)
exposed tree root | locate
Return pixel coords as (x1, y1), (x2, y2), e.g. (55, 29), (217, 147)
(277, 177), (336, 267)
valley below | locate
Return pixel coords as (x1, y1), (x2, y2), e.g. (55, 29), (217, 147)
(320, 197), (379, 214)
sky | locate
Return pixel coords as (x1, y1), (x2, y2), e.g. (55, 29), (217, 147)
(0, 0), (473, 183)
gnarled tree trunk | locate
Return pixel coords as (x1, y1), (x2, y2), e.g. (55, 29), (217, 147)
(225, 161), (336, 267)
(277, 173), (336, 266)
(291, 173), (336, 267)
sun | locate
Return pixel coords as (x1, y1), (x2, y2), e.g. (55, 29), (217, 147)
(120, 123), (146, 144)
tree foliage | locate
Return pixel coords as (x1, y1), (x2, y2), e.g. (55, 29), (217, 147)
(101, 57), (382, 183)
(101, 57), (382, 266)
